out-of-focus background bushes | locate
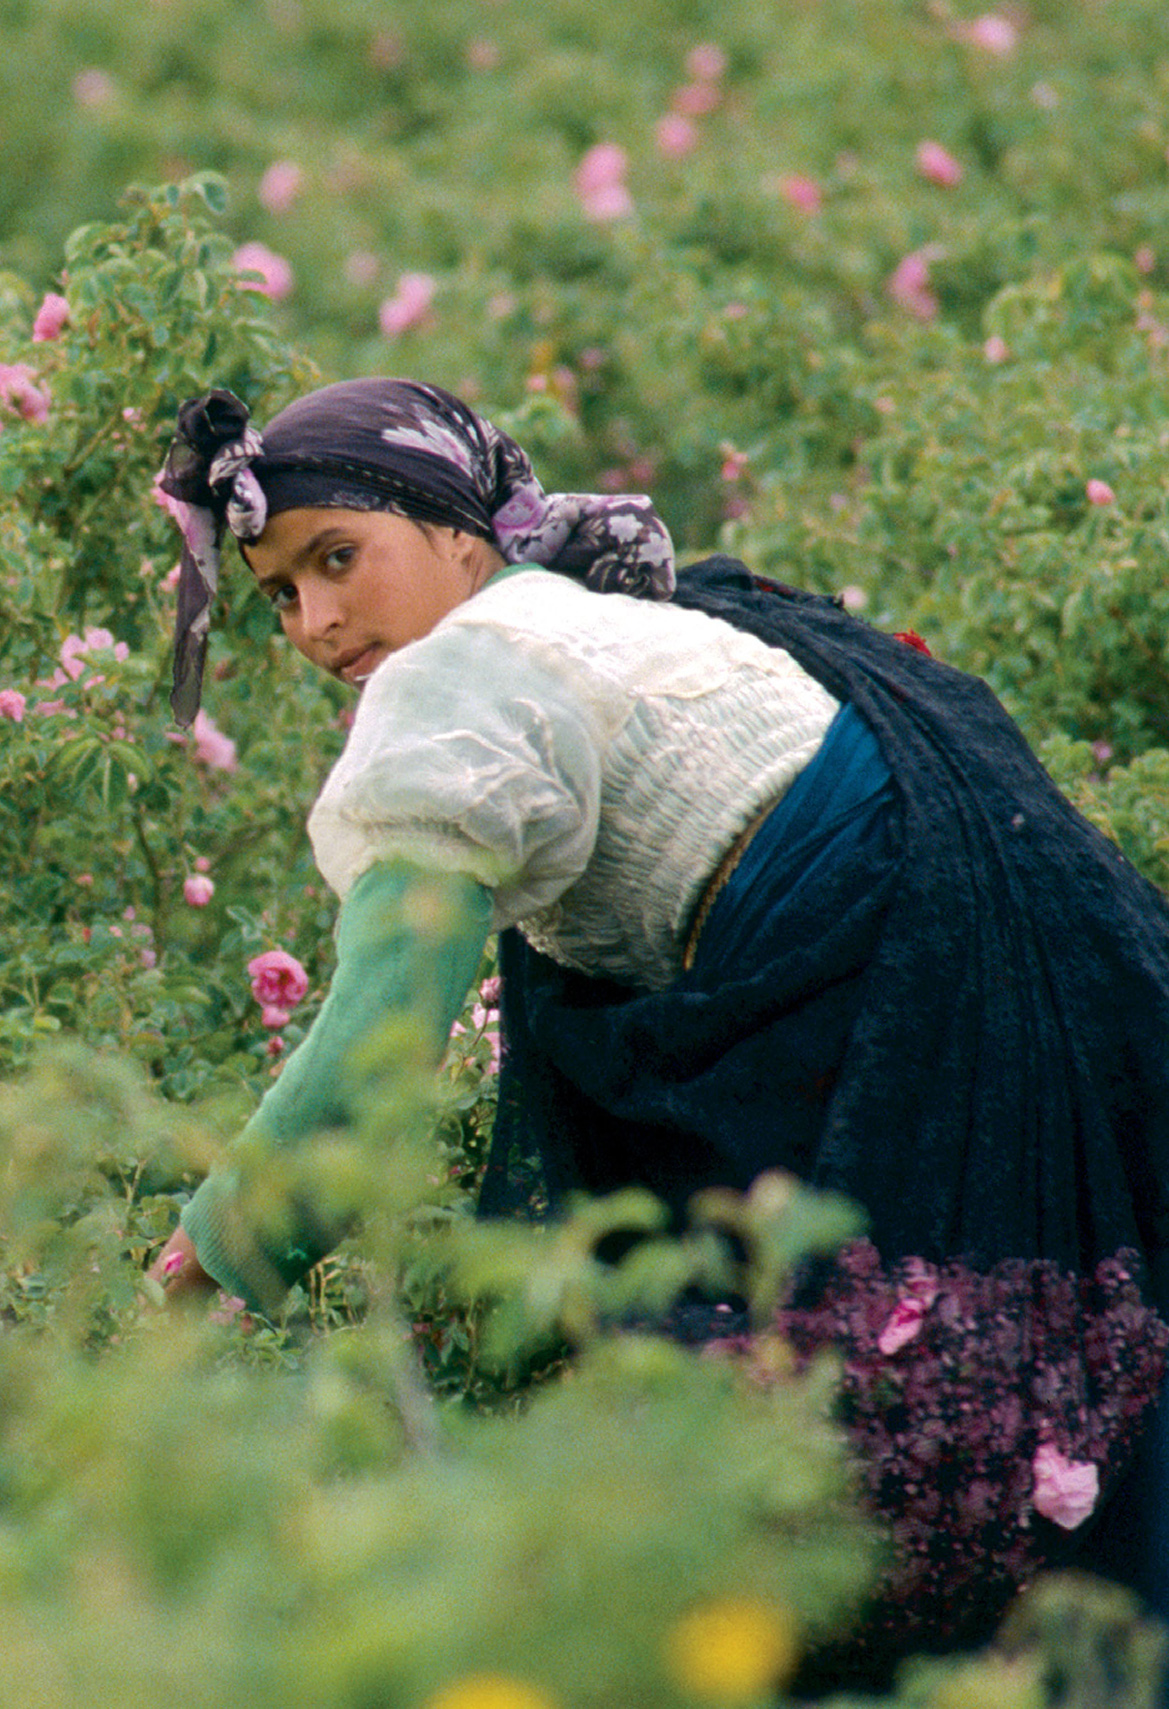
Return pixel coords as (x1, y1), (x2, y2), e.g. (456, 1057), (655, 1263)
(2, 2), (1169, 1704)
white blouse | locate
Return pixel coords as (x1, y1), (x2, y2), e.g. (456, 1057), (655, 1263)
(308, 567), (839, 990)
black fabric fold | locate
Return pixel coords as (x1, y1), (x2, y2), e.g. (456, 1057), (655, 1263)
(484, 555), (1169, 1311)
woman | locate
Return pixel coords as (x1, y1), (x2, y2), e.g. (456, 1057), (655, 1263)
(150, 378), (1169, 1665)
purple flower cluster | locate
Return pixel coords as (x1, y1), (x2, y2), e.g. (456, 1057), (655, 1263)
(718, 1241), (1168, 1649)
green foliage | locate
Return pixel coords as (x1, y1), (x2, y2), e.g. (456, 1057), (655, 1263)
(1, 3), (1169, 1704)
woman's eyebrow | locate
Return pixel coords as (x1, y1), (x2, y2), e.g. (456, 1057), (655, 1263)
(254, 527), (350, 591)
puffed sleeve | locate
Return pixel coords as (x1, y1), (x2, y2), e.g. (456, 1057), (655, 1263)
(307, 617), (607, 926)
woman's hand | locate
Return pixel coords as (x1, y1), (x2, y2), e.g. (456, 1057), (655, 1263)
(146, 1226), (220, 1301)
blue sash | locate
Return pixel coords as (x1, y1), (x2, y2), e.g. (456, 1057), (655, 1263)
(689, 703), (897, 981)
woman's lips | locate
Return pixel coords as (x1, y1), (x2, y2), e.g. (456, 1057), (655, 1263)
(337, 646), (380, 684)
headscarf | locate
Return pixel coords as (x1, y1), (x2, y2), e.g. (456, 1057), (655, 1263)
(158, 378), (676, 725)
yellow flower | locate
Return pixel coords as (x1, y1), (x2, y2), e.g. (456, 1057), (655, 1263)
(421, 1675), (558, 1709)
(663, 1598), (801, 1701)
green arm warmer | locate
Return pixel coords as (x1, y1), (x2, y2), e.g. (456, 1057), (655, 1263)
(180, 858), (493, 1310)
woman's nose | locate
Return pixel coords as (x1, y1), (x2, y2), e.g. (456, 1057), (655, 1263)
(298, 579), (344, 641)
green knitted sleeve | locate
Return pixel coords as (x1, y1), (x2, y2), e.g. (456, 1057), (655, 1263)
(180, 858), (493, 1310)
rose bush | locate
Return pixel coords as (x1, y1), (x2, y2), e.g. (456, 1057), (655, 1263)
(0, 3), (1166, 1704)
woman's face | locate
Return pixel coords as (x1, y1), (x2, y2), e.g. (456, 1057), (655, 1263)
(246, 506), (497, 686)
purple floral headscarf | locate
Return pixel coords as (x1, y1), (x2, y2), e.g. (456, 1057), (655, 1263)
(158, 378), (675, 725)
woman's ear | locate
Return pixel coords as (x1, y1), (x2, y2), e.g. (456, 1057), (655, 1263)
(454, 529), (506, 586)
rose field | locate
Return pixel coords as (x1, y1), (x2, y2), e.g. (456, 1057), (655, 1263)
(3, 1), (1169, 1704)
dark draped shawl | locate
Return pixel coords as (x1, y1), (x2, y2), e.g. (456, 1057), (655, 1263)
(483, 556), (1169, 1313)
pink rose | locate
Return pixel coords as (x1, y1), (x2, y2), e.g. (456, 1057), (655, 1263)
(685, 42), (726, 82)
(247, 948), (309, 1011)
(1086, 479), (1116, 506)
(71, 68), (115, 107)
(208, 1292), (248, 1325)
(258, 159), (303, 213)
(32, 292), (69, 342)
(776, 174), (822, 214)
(0, 363), (50, 424)
(579, 182), (634, 222)
(671, 81), (721, 117)
(575, 143), (628, 197)
(962, 13), (1017, 55)
(887, 250), (939, 320)
(1032, 1443), (1099, 1529)
(59, 628), (128, 681)
(877, 1296), (928, 1354)
(916, 141), (964, 189)
(465, 37), (500, 71)
(183, 874), (215, 907)
(232, 242), (294, 302)
(655, 114), (698, 159)
(0, 689), (26, 721)
(378, 272), (436, 337)
(877, 1259), (939, 1354)
(191, 709), (237, 773)
(984, 335), (1010, 364)
(261, 1004), (291, 1029)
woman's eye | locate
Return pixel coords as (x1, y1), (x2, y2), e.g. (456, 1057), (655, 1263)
(270, 583), (298, 612)
(323, 545), (354, 573)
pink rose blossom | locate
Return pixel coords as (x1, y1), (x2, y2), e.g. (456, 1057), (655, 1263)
(916, 141), (964, 188)
(479, 975), (502, 1007)
(1135, 245), (1156, 276)
(877, 1259), (939, 1354)
(183, 874), (215, 907)
(465, 37), (500, 71)
(0, 363), (50, 424)
(232, 242), (294, 302)
(574, 144), (635, 220)
(671, 81), (721, 117)
(579, 182), (634, 222)
(984, 335), (1010, 364)
(1086, 478), (1116, 506)
(261, 1004), (291, 1029)
(0, 689), (26, 721)
(191, 709), (237, 772)
(31, 698), (70, 718)
(266, 1035), (285, 1057)
(258, 159), (303, 213)
(655, 114), (698, 158)
(161, 1249), (185, 1277)
(776, 174), (822, 214)
(877, 1297), (927, 1353)
(686, 42), (727, 82)
(59, 628), (128, 681)
(1032, 1443), (1099, 1529)
(369, 29), (405, 69)
(71, 68), (115, 107)
(208, 1292), (248, 1325)
(162, 563), (182, 592)
(378, 272), (436, 337)
(887, 250), (939, 320)
(575, 143), (628, 196)
(840, 585), (868, 612)
(32, 292), (69, 342)
(194, 855), (211, 873)
(247, 948), (309, 1011)
(962, 13), (1017, 55)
